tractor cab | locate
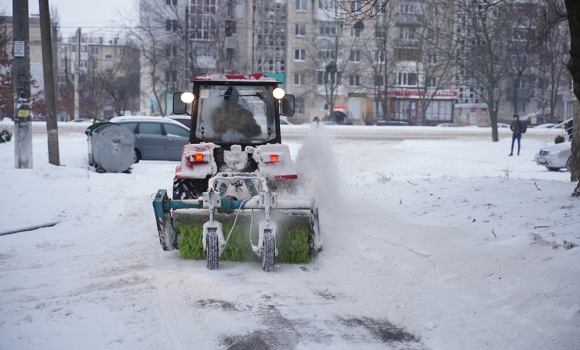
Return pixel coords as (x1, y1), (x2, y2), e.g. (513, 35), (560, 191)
(173, 73), (294, 147)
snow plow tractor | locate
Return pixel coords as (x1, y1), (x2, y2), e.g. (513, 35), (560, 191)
(152, 73), (321, 272)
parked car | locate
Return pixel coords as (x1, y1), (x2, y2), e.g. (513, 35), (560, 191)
(110, 116), (190, 162)
(280, 116), (293, 125)
(533, 123), (557, 129)
(497, 123), (510, 128)
(435, 123), (458, 127)
(534, 141), (571, 171)
(376, 120), (410, 126)
(165, 114), (191, 128)
(323, 111), (348, 124)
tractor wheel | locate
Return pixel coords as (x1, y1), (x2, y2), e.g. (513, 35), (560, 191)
(262, 231), (276, 272)
(173, 178), (207, 200)
(206, 230), (219, 270)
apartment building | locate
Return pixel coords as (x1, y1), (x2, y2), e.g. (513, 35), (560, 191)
(139, 0), (571, 124)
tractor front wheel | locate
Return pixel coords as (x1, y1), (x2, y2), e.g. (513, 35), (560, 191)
(262, 231), (276, 272)
(206, 231), (219, 270)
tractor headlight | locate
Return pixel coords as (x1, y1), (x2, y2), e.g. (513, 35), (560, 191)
(181, 92), (195, 103)
(273, 88), (285, 100)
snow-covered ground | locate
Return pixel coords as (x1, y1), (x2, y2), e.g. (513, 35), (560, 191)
(1, 121), (578, 350)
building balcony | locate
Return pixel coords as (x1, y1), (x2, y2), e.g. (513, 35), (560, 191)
(395, 13), (424, 26)
(394, 38), (421, 48)
(506, 87), (534, 101)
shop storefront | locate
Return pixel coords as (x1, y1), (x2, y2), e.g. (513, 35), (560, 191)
(387, 88), (457, 126)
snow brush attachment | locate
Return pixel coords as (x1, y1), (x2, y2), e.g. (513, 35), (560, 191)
(152, 186), (321, 271)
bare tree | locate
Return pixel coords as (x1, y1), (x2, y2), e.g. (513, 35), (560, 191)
(561, 0), (580, 194)
(412, 0), (457, 126)
(536, 19), (570, 124)
(299, 19), (359, 123)
(504, 3), (540, 120)
(102, 40), (141, 116)
(441, 0), (521, 141)
(359, 3), (397, 122)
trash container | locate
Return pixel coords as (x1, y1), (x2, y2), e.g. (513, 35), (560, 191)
(85, 122), (136, 173)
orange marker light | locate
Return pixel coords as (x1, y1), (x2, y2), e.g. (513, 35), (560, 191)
(270, 154), (279, 162)
(193, 154), (204, 162)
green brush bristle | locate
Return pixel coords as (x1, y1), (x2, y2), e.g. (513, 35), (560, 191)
(174, 211), (313, 263)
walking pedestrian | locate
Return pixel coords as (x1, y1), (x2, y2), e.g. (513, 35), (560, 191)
(509, 114), (526, 156)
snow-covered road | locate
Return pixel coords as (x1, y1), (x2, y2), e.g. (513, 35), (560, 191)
(1, 123), (578, 349)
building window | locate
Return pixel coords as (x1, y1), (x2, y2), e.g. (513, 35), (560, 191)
(296, 0), (306, 11)
(349, 75), (360, 87)
(166, 70), (178, 83)
(105, 54), (113, 59)
(166, 0), (177, 4)
(92, 47), (98, 55)
(351, 27), (362, 37)
(350, 50), (361, 62)
(318, 49), (342, 60)
(191, 17), (215, 40)
(351, 1), (362, 13)
(317, 71), (341, 85)
(427, 76), (437, 88)
(428, 28), (437, 40)
(59, 59), (66, 69)
(319, 23), (338, 36)
(397, 72), (417, 86)
(295, 97), (305, 115)
(511, 101), (526, 113)
(375, 25), (387, 38)
(294, 73), (303, 85)
(166, 45), (178, 58)
(57, 75), (66, 84)
(399, 27), (415, 39)
(319, 0), (337, 10)
(166, 19), (178, 32)
(191, 0), (217, 15)
(295, 23), (306, 36)
(294, 49), (305, 61)
(399, 4), (416, 13)
(374, 75), (384, 86)
(375, 2), (385, 14)
(374, 50), (386, 63)
(59, 46), (68, 54)
(427, 52), (438, 64)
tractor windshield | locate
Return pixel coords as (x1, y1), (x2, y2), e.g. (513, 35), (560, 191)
(194, 84), (277, 144)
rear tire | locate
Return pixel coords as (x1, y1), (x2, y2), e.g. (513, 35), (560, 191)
(173, 178), (207, 200)
(546, 167), (560, 171)
(206, 230), (219, 270)
(262, 231), (276, 272)
(133, 149), (141, 163)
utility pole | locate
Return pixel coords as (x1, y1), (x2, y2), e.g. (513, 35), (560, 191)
(13, 0), (33, 169)
(74, 28), (81, 120)
(184, 7), (189, 91)
(39, 0), (60, 165)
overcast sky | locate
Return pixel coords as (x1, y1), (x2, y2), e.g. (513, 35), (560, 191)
(1, 0), (134, 39)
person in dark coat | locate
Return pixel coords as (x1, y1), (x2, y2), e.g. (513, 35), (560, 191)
(212, 87), (261, 139)
(509, 114), (524, 156)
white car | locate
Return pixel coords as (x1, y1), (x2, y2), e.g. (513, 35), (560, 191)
(497, 123), (510, 128)
(534, 141), (571, 171)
